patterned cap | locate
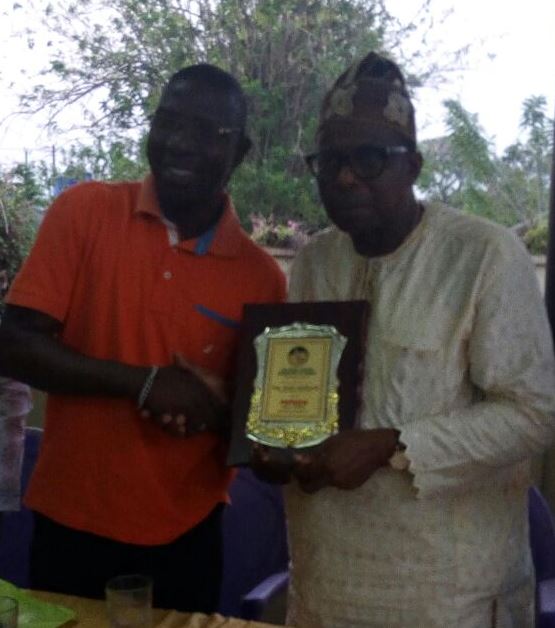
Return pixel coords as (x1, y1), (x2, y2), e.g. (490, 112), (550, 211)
(319, 51), (416, 145)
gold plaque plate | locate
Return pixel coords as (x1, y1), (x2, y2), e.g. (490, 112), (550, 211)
(246, 322), (347, 448)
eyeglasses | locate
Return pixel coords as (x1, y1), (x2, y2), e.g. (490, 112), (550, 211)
(304, 144), (410, 181)
(149, 111), (242, 144)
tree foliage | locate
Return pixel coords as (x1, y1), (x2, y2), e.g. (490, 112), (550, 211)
(0, 165), (41, 311)
(59, 137), (149, 182)
(18, 0), (549, 250)
(419, 96), (554, 238)
(19, 0), (461, 230)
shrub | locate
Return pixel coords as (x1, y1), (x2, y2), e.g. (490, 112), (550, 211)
(523, 220), (549, 255)
(249, 213), (310, 250)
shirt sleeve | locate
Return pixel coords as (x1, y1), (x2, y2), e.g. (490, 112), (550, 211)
(6, 184), (94, 323)
(400, 243), (555, 498)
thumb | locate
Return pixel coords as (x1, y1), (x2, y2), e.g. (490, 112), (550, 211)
(173, 353), (228, 403)
(174, 352), (193, 371)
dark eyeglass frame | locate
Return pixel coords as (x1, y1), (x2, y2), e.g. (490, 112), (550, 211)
(304, 144), (410, 181)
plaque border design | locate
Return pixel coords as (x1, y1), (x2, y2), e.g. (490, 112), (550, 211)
(246, 322), (347, 448)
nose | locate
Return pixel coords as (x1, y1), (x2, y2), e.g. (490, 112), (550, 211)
(336, 163), (358, 187)
(166, 125), (196, 150)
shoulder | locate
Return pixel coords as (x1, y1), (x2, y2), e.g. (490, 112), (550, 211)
(292, 226), (358, 279)
(292, 226), (351, 267)
(46, 180), (141, 220)
(424, 202), (530, 268)
(236, 236), (287, 295)
(288, 227), (362, 301)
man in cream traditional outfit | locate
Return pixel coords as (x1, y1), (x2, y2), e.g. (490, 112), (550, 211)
(253, 52), (555, 627)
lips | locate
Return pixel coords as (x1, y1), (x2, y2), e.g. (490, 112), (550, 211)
(159, 161), (201, 187)
(163, 166), (194, 183)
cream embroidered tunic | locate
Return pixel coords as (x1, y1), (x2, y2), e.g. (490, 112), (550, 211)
(285, 202), (555, 628)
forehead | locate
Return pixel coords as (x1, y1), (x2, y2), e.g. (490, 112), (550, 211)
(158, 78), (242, 125)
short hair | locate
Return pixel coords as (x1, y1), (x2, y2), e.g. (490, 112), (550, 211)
(164, 64), (248, 129)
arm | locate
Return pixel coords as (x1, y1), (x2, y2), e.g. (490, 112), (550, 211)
(0, 305), (148, 397)
(401, 243), (555, 498)
(0, 306), (227, 437)
(1, 185), (227, 436)
(251, 240), (397, 489)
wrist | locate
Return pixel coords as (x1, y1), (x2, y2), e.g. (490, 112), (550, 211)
(388, 430), (409, 471)
(137, 365), (159, 409)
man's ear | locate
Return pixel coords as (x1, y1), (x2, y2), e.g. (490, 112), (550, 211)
(233, 135), (252, 168)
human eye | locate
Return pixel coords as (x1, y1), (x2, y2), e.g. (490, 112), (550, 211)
(352, 145), (384, 176)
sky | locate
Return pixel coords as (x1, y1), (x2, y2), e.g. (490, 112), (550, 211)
(0, 0), (554, 168)
(387, 0), (555, 151)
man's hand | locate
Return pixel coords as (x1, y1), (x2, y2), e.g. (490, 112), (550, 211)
(250, 444), (295, 484)
(141, 356), (229, 438)
(173, 352), (228, 404)
(293, 428), (400, 493)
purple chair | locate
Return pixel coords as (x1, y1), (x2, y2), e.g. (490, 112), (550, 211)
(219, 468), (289, 620)
(528, 485), (555, 628)
(0, 426), (43, 587)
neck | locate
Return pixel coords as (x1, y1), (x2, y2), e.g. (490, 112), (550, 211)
(157, 188), (225, 240)
(353, 196), (423, 258)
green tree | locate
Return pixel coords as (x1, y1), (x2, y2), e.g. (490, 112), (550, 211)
(501, 96), (553, 224)
(59, 137), (149, 182)
(0, 166), (40, 312)
(419, 97), (553, 233)
(18, 0), (460, 232)
(419, 99), (505, 222)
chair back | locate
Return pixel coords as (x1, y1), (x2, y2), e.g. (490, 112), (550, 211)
(0, 426), (43, 587)
(218, 468), (289, 617)
(529, 485), (555, 582)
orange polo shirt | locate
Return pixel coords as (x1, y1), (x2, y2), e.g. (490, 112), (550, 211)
(7, 176), (286, 545)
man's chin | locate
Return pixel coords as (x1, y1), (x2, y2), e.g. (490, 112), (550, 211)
(157, 178), (211, 207)
(328, 214), (391, 257)
(329, 208), (379, 236)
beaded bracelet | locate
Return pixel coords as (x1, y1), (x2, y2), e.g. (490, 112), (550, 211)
(137, 365), (159, 409)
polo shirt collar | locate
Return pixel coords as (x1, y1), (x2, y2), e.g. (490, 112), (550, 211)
(135, 174), (243, 258)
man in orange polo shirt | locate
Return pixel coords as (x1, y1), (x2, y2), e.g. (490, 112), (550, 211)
(0, 64), (286, 612)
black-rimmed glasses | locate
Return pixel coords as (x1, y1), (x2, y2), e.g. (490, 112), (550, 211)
(305, 144), (410, 181)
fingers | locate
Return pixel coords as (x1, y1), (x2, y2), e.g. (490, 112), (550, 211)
(141, 411), (188, 437)
(145, 359), (228, 426)
(175, 414), (186, 427)
(252, 443), (271, 461)
(143, 410), (212, 438)
(173, 352), (193, 371)
(250, 445), (294, 484)
(174, 353), (229, 404)
(293, 450), (330, 494)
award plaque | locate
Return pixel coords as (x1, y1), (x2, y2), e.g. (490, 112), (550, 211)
(227, 301), (369, 466)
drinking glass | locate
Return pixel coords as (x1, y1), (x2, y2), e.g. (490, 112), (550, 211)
(105, 574), (153, 628)
(0, 596), (18, 628)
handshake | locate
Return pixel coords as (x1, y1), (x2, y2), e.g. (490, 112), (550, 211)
(137, 352), (230, 439)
